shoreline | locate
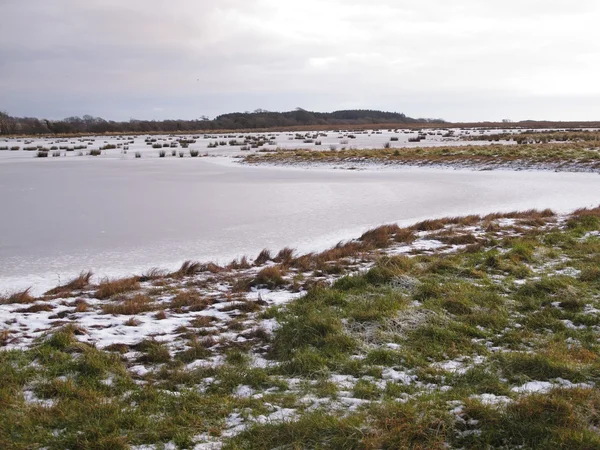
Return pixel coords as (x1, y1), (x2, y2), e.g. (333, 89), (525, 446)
(3, 206), (600, 448)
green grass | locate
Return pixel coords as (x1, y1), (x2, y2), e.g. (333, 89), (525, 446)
(4, 208), (600, 448)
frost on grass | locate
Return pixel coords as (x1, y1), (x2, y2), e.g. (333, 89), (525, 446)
(3, 207), (600, 449)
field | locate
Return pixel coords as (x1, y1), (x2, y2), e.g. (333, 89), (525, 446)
(2, 127), (600, 448)
(3, 207), (600, 448)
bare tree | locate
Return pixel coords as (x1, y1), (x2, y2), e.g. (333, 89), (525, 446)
(0, 111), (17, 135)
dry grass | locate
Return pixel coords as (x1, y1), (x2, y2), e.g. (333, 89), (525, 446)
(0, 288), (36, 304)
(252, 266), (287, 289)
(125, 317), (141, 326)
(73, 299), (90, 313)
(190, 316), (217, 328)
(102, 294), (155, 315)
(171, 260), (223, 278)
(228, 256), (252, 270)
(0, 329), (10, 346)
(94, 277), (140, 299)
(255, 249), (273, 266)
(138, 267), (166, 282)
(45, 271), (93, 296)
(169, 291), (212, 311)
(360, 224), (415, 247)
(172, 260), (202, 277)
(154, 310), (167, 320)
(274, 247), (296, 264)
(16, 303), (55, 313)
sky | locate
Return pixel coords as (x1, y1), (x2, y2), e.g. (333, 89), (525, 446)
(1, 0), (599, 122)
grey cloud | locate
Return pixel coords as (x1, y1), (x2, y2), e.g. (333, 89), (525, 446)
(1, 0), (598, 121)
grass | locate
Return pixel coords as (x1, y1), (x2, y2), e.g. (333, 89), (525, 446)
(244, 141), (600, 172)
(0, 288), (35, 304)
(45, 271), (93, 296)
(3, 207), (600, 448)
(94, 277), (140, 299)
(102, 294), (156, 315)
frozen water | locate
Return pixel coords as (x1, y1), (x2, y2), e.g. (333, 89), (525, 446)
(1, 154), (600, 294)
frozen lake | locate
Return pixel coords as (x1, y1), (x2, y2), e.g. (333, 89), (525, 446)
(1, 155), (600, 294)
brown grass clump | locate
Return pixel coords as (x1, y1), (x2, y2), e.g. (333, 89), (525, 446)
(0, 288), (36, 304)
(125, 317), (141, 326)
(173, 260), (202, 277)
(228, 256), (252, 270)
(252, 266), (286, 289)
(138, 267), (165, 282)
(360, 224), (416, 248)
(16, 303), (55, 313)
(154, 310), (167, 320)
(169, 291), (212, 312)
(45, 271), (93, 296)
(433, 233), (479, 246)
(571, 206), (600, 218)
(484, 209), (555, 221)
(94, 277), (140, 299)
(360, 224), (402, 247)
(274, 247), (296, 264)
(0, 329), (10, 346)
(411, 218), (447, 232)
(102, 294), (155, 315)
(255, 249), (273, 266)
(190, 316), (217, 328)
(73, 299), (90, 313)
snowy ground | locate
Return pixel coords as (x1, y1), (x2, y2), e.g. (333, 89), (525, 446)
(3, 208), (600, 448)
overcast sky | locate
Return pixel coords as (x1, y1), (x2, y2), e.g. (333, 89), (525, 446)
(1, 0), (599, 122)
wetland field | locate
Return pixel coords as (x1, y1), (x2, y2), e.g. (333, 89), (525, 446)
(2, 127), (600, 449)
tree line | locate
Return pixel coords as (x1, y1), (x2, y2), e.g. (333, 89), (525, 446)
(0, 109), (445, 135)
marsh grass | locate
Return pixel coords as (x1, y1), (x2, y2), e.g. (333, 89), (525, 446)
(102, 294), (156, 315)
(252, 266), (287, 289)
(253, 248), (272, 266)
(45, 271), (93, 296)
(5, 207), (600, 449)
(245, 142), (600, 171)
(1, 288), (35, 304)
(94, 277), (140, 299)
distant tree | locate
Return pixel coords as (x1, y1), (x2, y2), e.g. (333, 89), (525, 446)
(0, 111), (17, 135)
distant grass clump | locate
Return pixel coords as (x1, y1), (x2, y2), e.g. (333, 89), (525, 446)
(45, 271), (93, 296)
(102, 294), (155, 315)
(94, 277), (140, 299)
(252, 266), (287, 289)
(0, 288), (36, 304)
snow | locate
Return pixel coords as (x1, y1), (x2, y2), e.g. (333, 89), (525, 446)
(381, 368), (417, 384)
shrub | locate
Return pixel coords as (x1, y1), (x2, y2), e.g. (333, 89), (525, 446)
(135, 151), (141, 158)
(89, 149), (101, 156)
(158, 150), (166, 157)
(189, 149), (199, 157)
(36, 150), (48, 158)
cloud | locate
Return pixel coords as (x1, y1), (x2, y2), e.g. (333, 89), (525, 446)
(1, 0), (598, 121)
